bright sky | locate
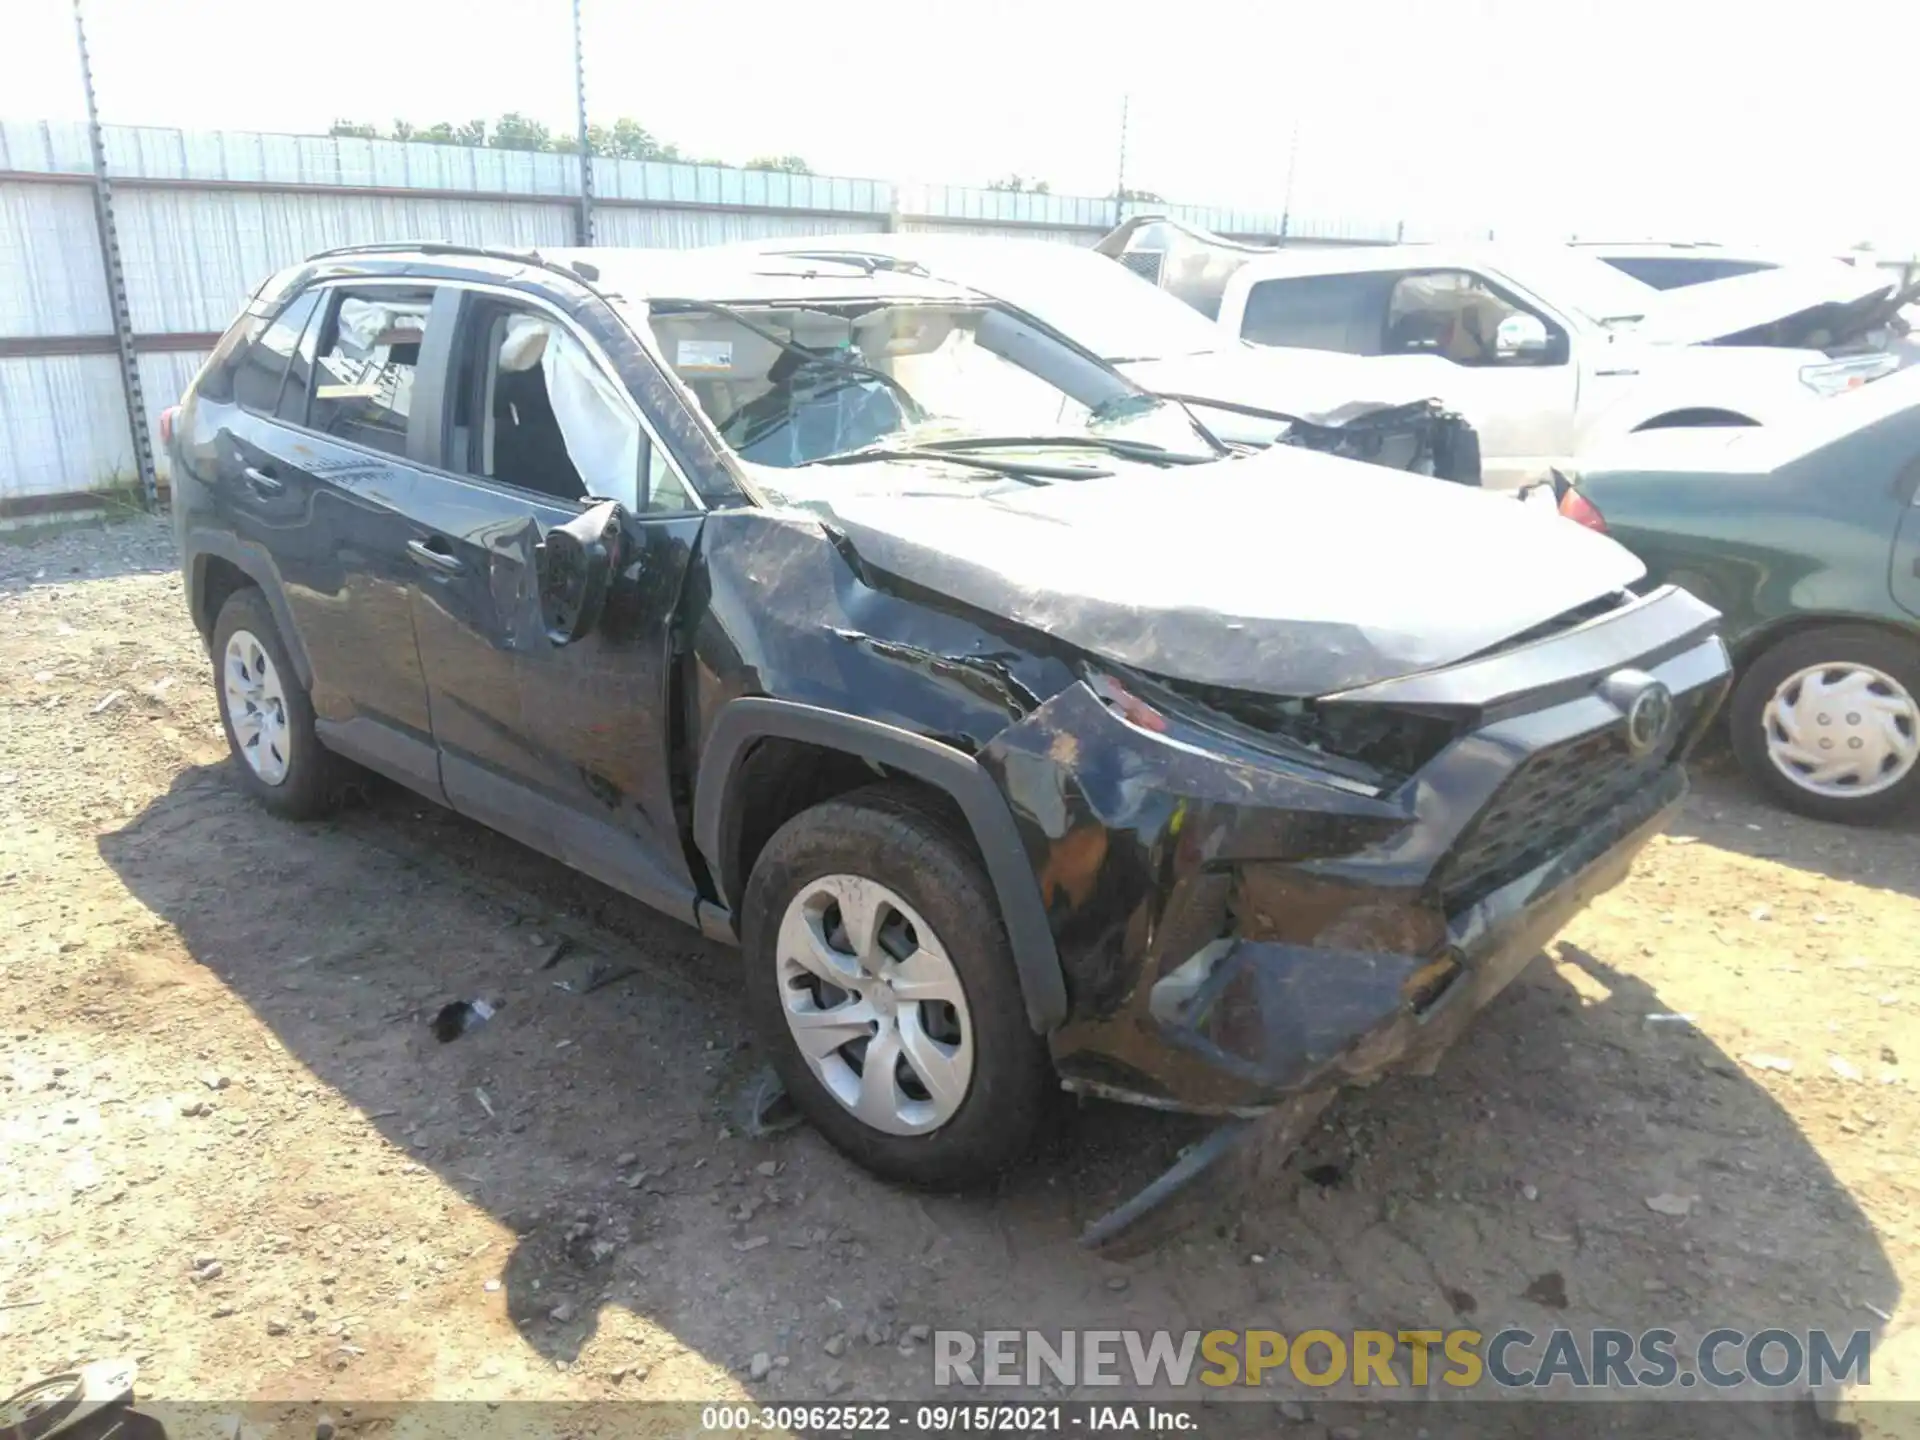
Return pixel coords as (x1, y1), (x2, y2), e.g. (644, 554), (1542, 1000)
(4, 0), (1909, 252)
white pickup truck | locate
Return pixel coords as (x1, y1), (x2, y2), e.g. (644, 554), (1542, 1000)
(1101, 219), (1909, 491)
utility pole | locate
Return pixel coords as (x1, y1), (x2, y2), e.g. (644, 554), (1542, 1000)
(1113, 93), (1130, 226)
(72, 0), (157, 508)
(571, 0), (595, 246)
(1279, 117), (1300, 243)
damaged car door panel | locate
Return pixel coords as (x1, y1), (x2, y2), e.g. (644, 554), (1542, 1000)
(170, 242), (1732, 1245)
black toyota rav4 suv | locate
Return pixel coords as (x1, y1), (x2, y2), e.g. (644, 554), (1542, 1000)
(169, 242), (1730, 1235)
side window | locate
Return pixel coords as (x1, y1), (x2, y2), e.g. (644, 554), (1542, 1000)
(1607, 256), (1773, 290)
(231, 290), (322, 414)
(308, 288), (436, 456)
(1385, 270), (1560, 367)
(1239, 273), (1394, 354)
(456, 299), (694, 513)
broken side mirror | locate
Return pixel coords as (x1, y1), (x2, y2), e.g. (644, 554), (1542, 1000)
(1494, 313), (1551, 361)
(536, 499), (626, 645)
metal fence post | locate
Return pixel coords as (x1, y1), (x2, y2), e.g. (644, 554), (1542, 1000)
(571, 0), (595, 246)
(72, 0), (157, 508)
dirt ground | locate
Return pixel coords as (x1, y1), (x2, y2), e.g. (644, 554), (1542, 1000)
(2, 515), (1917, 1436)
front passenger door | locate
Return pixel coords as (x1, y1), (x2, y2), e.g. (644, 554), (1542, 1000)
(1379, 270), (1578, 489)
(401, 289), (707, 921)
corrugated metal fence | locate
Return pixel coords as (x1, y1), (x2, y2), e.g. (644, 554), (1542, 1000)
(0, 119), (1413, 508)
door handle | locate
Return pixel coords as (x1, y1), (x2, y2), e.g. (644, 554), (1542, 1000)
(407, 538), (464, 575)
(242, 465), (284, 495)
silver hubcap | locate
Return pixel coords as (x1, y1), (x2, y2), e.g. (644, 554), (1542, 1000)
(774, 874), (973, 1136)
(1763, 661), (1919, 799)
(223, 629), (292, 786)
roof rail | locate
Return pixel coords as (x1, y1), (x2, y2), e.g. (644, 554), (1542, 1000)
(304, 241), (601, 284)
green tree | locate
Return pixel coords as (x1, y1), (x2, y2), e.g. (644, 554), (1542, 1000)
(987, 174), (1050, 193)
(390, 119), (416, 142)
(454, 118), (489, 148)
(327, 119), (379, 139)
(1111, 186), (1163, 203)
(608, 117), (681, 160)
(415, 121), (458, 145)
(745, 154), (813, 175)
(553, 117), (686, 161)
(490, 112), (552, 151)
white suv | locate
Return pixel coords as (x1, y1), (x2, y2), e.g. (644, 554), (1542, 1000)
(1109, 223), (1903, 491)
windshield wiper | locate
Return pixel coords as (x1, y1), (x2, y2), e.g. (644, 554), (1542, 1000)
(764, 252), (932, 278)
(911, 434), (1214, 466)
(809, 445), (1111, 482)
(649, 297), (925, 414)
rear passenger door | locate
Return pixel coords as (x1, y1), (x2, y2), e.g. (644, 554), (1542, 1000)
(203, 281), (442, 797)
(398, 286), (708, 921)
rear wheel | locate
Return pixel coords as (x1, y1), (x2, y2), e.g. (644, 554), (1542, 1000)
(739, 785), (1053, 1187)
(1729, 625), (1920, 823)
(211, 589), (344, 819)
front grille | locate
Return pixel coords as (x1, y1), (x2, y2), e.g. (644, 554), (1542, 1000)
(1440, 696), (1700, 912)
(1118, 251), (1164, 285)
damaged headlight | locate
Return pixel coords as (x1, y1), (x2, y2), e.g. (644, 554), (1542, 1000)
(1088, 669), (1464, 787)
(1800, 353), (1900, 395)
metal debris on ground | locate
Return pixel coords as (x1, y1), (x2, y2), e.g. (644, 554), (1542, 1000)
(581, 961), (638, 994)
(431, 999), (494, 1043)
(732, 1065), (803, 1137)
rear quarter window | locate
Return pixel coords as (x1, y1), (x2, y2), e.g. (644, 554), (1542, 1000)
(232, 290), (323, 414)
(192, 314), (267, 404)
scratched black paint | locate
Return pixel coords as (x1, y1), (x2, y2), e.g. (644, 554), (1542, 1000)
(174, 244), (1733, 1127)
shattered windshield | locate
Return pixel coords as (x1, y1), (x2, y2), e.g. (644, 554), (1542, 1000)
(640, 297), (1221, 475)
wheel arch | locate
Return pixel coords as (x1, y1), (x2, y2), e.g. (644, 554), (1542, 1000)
(186, 534), (313, 690)
(1631, 407), (1760, 431)
(693, 698), (1068, 1033)
(1730, 611), (1920, 674)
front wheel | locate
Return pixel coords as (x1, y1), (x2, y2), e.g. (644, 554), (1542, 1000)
(1728, 625), (1920, 824)
(739, 785), (1053, 1187)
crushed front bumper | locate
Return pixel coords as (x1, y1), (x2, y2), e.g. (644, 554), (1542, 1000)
(971, 586), (1730, 1247)
(1156, 762), (1682, 1104)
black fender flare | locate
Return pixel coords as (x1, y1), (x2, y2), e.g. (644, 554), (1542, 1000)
(185, 530), (314, 691)
(693, 698), (1068, 1033)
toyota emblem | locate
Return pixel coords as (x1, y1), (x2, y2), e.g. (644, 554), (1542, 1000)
(1624, 682), (1675, 757)
(1597, 669), (1677, 757)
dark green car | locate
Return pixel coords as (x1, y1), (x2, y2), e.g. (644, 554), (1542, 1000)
(1557, 370), (1920, 823)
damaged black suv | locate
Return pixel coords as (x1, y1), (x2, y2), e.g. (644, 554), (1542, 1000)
(170, 243), (1730, 1235)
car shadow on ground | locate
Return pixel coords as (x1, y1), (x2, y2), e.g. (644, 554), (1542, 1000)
(97, 764), (1896, 1430)
(1680, 760), (1920, 901)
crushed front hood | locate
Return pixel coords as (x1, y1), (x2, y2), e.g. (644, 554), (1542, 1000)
(817, 447), (1644, 697)
(1638, 263), (1899, 348)
(1118, 348), (1445, 426)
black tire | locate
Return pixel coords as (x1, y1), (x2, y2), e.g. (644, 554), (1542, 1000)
(210, 588), (345, 820)
(1728, 625), (1920, 824)
(739, 784), (1054, 1188)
